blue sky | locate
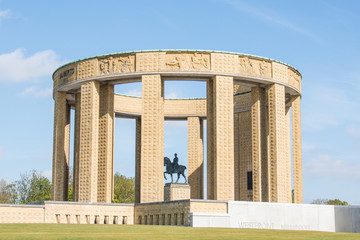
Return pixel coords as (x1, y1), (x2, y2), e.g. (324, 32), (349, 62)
(0, 0), (359, 204)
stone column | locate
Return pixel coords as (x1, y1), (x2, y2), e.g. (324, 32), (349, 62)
(52, 91), (70, 201)
(73, 92), (81, 202)
(285, 106), (292, 202)
(233, 85), (252, 201)
(251, 87), (266, 202)
(233, 111), (240, 201)
(267, 84), (291, 203)
(140, 74), (164, 203)
(207, 76), (234, 201)
(135, 117), (141, 204)
(206, 79), (215, 200)
(78, 81), (100, 202)
(262, 104), (270, 202)
(187, 117), (204, 199)
(97, 84), (114, 203)
(292, 96), (303, 203)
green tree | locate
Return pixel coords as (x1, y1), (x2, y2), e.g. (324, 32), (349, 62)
(5, 183), (18, 204)
(113, 173), (135, 203)
(311, 198), (349, 206)
(327, 199), (349, 206)
(16, 170), (52, 204)
(0, 179), (18, 204)
(68, 167), (73, 201)
(0, 179), (10, 203)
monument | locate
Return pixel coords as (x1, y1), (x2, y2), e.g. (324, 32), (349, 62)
(51, 49), (303, 204)
(1, 50), (359, 233)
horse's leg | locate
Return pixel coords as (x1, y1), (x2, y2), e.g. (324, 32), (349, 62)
(176, 173), (180, 183)
(181, 171), (187, 183)
(171, 174), (173, 183)
(164, 172), (167, 180)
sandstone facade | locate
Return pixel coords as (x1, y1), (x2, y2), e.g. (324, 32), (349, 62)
(52, 50), (303, 204)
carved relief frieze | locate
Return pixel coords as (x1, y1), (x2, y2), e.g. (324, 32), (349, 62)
(288, 68), (301, 90)
(99, 55), (135, 75)
(239, 57), (271, 79)
(166, 52), (210, 71)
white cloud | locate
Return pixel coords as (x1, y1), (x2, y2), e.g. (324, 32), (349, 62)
(0, 48), (65, 83)
(18, 86), (36, 96)
(165, 92), (177, 99)
(18, 86), (52, 98)
(0, 8), (11, 21)
(304, 154), (360, 180)
(35, 87), (53, 97)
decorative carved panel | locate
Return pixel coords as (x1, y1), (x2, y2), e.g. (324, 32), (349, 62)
(239, 57), (271, 79)
(99, 55), (135, 75)
(288, 68), (301, 91)
(166, 52), (210, 71)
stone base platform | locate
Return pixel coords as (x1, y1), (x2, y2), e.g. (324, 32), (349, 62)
(0, 200), (359, 233)
(164, 183), (191, 201)
(189, 201), (360, 233)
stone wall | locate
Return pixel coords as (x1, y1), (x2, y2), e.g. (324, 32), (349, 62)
(135, 200), (190, 226)
(0, 202), (134, 225)
(0, 204), (44, 223)
(1, 200), (359, 233)
(191, 201), (360, 233)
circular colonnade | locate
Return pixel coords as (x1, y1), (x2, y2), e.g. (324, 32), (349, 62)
(52, 50), (303, 204)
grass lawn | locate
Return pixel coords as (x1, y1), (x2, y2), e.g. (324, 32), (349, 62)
(0, 224), (359, 240)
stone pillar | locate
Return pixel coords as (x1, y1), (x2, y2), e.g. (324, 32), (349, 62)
(73, 92), (81, 202)
(140, 74), (164, 203)
(97, 84), (114, 203)
(187, 117), (203, 199)
(238, 110), (251, 201)
(206, 79), (215, 200)
(261, 94), (270, 202)
(285, 106), (292, 202)
(207, 76), (234, 201)
(251, 87), (265, 202)
(78, 81), (100, 202)
(292, 96), (303, 203)
(135, 117), (141, 204)
(267, 84), (291, 203)
(52, 91), (70, 201)
(233, 85), (252, 201)
(233, 111), (240, 201)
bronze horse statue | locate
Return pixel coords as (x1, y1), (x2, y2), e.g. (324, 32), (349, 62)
(164, 157), (187, 183)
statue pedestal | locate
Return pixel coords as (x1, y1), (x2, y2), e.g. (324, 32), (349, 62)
(164, 183), (191, 201)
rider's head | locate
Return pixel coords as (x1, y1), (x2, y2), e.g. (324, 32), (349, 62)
(175, 153), (177, 156)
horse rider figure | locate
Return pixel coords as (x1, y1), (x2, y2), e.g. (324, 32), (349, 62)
(173, 153), (179, 171)
(164, 153), (187, 183)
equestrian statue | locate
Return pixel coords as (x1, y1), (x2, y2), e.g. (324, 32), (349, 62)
(164, 153), (187, 183)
